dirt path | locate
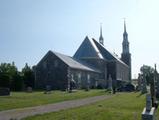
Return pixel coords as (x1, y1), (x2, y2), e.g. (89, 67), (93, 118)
(0, 95), (113, 120)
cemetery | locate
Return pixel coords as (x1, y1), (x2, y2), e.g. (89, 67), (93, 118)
(21, 93), (159, 120)
(0, 90), (106, 111)
(1, 63), (159, 120)
(1, 1), (159, 119)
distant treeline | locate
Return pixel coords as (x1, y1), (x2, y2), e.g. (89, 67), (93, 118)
(0, 62), (35, 91)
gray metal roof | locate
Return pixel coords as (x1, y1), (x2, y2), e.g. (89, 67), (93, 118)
(92, 39), (128, 67)
(52, 51), (101, 73)
(73, 36), (104, 59)
(73, 35), (128, 67)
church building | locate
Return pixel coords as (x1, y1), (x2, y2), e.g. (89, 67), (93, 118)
(34, 22), (131, 90)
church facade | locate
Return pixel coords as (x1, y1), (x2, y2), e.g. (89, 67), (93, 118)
(35, 22), (131, 90)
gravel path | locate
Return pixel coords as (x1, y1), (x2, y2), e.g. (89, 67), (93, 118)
(0, 95), (112, 120)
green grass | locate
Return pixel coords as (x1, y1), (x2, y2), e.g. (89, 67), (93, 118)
(0, 89), (106, 111)
(23, 92), (159, 120)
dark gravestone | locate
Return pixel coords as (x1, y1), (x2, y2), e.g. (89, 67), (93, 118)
(141, 72), (147, 94)
(67, 67), (71, 92)
(142, 94), (155, 120)
(26, 87), (32, 93)
(44, 85), (51, 94)
(0, 87), (10, 96)
(108, 74), (112, 92)
(150, 64), (157, 108)
(112, 79), (116, 94)
(137, 73), (142, 91)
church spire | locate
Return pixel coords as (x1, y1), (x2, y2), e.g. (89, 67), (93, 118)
(124, 20), (127, 33)
(123, 20), (128, 41)
(99, 24), (104, 45)
(121, 20), (131, 81)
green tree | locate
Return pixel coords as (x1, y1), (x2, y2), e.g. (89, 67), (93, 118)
(11, 72), (24, 91)
(0, 73), (10, 88)
(0, 62), (24, 91)
(0, 62), (17, 88)
(22, 63), (35, 88)
(140, 65), (156, 85)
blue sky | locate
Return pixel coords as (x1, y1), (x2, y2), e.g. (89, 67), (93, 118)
(0, 0), (159, 78)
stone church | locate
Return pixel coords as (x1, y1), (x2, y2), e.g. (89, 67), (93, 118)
(34, 22), (131, 90)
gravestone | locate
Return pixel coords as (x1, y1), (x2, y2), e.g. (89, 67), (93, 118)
(142, 94), (155, 120)
(112, 79), (116, 94)
(0, 87), (10, 96)
(141, 73), (147, 94)
(156, 75), (159, 99)
(26, 87), (32, 93)
(155, 64), (159, 99)
(108, 74), (112, 92)
(67, 67), (71, 92)
(44, 85), (51, 94)
(85, 74), (90, 91)
(150, 64), (157, 107)
(137, 73), (142, 91)
(77, 73), (81, 89)
(70, 74), (76, 92)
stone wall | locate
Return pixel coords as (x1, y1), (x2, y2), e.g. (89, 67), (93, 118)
(116, 60), (129, 82)
(35, 51), (68, 90)
(107, 60), (129, 84)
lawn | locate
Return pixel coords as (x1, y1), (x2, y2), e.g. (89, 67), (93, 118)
(0, 89), (106, 111)
(23, 92), (159, 120)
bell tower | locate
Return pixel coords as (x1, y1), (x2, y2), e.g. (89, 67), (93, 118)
(121, 20), (131, 81)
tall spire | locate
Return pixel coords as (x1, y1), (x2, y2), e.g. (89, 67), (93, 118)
(124, 19), (126, 33)
(122, 20), (129, 53)
(121, 19), (131, 81)
(99, 23), (104, 45)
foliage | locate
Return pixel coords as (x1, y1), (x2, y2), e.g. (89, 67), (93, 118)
(0, 73), (10, 87)
(22, 63), (35, 88)
(140, 65), (156, 85)
(11, 72), (24, 91)
(0, 62), (17, 88)
(0, 62), (35, 91)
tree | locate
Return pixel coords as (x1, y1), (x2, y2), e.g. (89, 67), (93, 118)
(0, 62), (17, 88)
(22, 63), (35, 88)
(11, 72), (24, 91)
(0, 62), (25, 91)
(140, 65), (156, 85)
(0, 73), (10, 88)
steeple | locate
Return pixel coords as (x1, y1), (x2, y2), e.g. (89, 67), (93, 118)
(122, 20), (129, 53)
(99, 24), (104, 45)
(124, 20), (127, 33)
(121, 20), (131, 81)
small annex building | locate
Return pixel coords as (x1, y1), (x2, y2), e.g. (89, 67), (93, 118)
(35, 50), (101, 90)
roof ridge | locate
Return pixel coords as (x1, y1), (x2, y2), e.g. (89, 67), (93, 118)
(92, 39), (128, 67)
(52, 50), (101, 73)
